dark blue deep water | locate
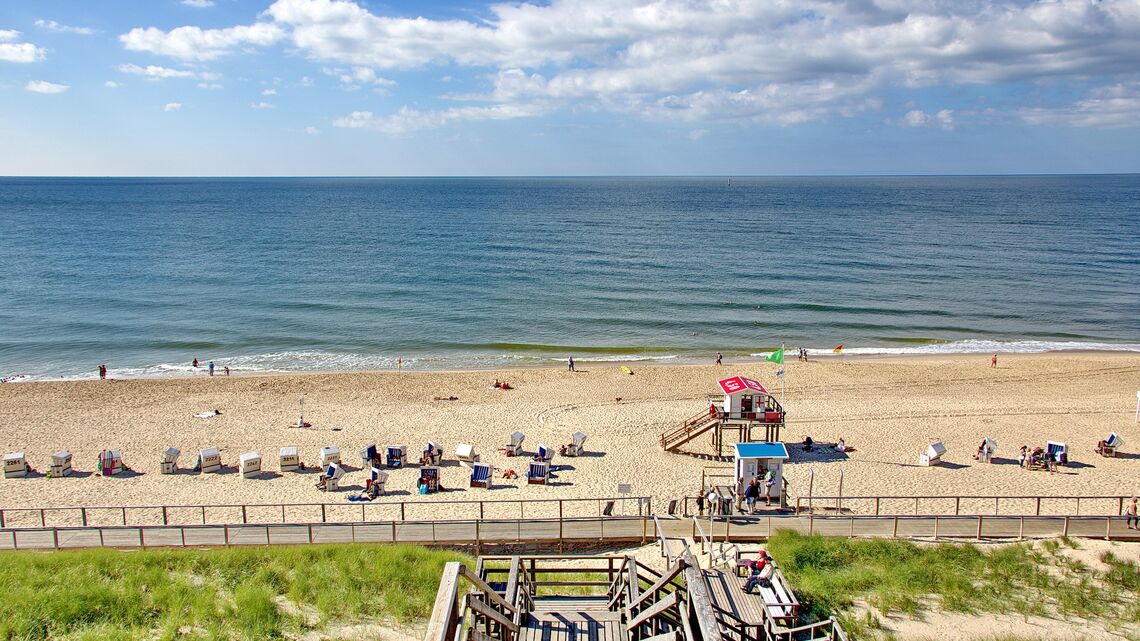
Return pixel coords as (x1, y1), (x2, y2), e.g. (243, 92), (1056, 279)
(1, 176), (1137, 379)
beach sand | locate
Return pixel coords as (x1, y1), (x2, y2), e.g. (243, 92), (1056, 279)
(0, 353), (1137, 521)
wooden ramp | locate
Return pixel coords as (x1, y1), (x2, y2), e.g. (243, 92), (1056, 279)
(522, 597), (625, 641)
(701, 568), (768, 629)
(660, 409), (721, 452)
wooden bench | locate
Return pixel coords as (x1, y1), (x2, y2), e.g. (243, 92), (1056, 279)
(735, 560), (799, 626)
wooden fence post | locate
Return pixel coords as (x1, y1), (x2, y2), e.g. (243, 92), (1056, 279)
(1063, 516), (1070, 537)
(1018, 517), (1024, 540)
(242, 505), (248, 524)
(892, 516), (898, 538)
(80, 508), (87, 527)
(955, 497), (960, 516)
(321, 505), (326, 523)
(976, 516), (982, 541)
(162, 506), (168, 525)
(1036, 497), (1041, 516)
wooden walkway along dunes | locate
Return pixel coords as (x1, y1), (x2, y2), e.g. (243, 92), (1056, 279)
(2, 512), (1138, 551)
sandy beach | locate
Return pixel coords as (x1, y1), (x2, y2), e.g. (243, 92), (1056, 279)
(0, 353), (1137, 518)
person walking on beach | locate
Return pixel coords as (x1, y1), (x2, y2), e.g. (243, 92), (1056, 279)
(715, 352), (722, 365)
(208, 361), (215, 376)
(1126, 497), (1138, 530)
(223, 366), (230, 377)
(98, 364), (106, 380)
(568, 356), (575, 372)
(991, 354), (997, 368)
(396, 357), (402, 370)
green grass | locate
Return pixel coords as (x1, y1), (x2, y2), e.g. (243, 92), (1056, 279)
(0, 544), (470, 641)
(765, 532), (1140, 636)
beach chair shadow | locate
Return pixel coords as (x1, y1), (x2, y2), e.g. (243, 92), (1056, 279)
(989, 456), (1019, 466)
(254, 471), (283, 480)
(575, 451), (606, 458)
(1114, 452), (1140, 460)
(792, 447), (849, 463)
(937, 461), (969, 470)
(384, 489), (413, 496)
(1062, 461), (1095, 469)
(112, 469), (145, 478)
(62, 470), (94, 478)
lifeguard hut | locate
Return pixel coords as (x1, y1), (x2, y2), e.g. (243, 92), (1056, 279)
(660, 375), (785, 456)
(734, 442), (789, 500)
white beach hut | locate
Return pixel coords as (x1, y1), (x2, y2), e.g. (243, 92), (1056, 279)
(319, 446), (340, 468)
(503, 431), (525, 456)
(4, 452), (28, 478)
(51, 451), (73, 477)
(279, 447), (301, 472)
(239, 452), (262, 479)
(733, 442), (790, 502)
(318, 462), (345, 491)
(919, 441), (947, 466)
(198, 447), (222, 474)
(563, 431), (588, 457)
(361, 443), (379, 468)
(160, 447), (180, 474)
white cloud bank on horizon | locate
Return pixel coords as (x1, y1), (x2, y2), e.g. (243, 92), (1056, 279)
(26, 80), (69, 94)
(119, 0), (1140, 134)
(0, 29), (46, 63)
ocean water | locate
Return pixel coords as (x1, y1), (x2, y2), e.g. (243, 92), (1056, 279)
(0, 175), (1137, 381)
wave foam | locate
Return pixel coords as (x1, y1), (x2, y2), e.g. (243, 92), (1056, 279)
(752, 340), (1140, 358)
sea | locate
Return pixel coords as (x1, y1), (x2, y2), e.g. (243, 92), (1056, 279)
(1, 175), (1137, 381)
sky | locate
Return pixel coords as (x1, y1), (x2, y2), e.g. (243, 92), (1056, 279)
(1, 0), (1140, 176)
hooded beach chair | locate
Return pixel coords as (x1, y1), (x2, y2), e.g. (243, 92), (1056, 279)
(279, 447), (301, 472)
(360, 443), (379, 468)
(980, 437), (997, 464)
(469, 462), (493, 488)
(421, 441), (442, 465)
(198, 447), (222, 474)
(503, 431), (525, 456)
(456, 443), (479, 468)
(527, 460), (550, 485)
(419, 466), (440, 493)
(239, 452), (262, 479)
(3, 452), (28, 478)
(1047, 441), (1068, 465)
(98, 449), (124, 476)
(386, 445), (407, 468)
(535, 443), (553, 462)
(319, 446), (340, 468)
(160, 447), (180, 474)
(563, 431), (588, 457)
(369, 466), (388, 494)
(317, 462), (344, 491)
(1097, 433), (1123, 457)
(918, 441), (946, 466)
(51, 451), (73, 477)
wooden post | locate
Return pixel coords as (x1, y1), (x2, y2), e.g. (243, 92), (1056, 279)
(808, 514), (814, 535)
(933, 516), (938, 540)
(875, 497), (880, 516)
(1105, 517), (1111, 541)
(1076, 498), (1081, 516)
(976, 516), (982, 541)
(892, 516), (898, 538)
(955, 497), (960, 516)
(1018, 517), (1024, 540)
(224, 524), (230, 546)
(480, 502), (485, 520)
(1063, 516), (1070, 537)
(1036, 497), (1041, 516)
(201, 506), (206, 524)
(52, 527), (59, 549)
(400, 503), (406, 521)
(162, 506), (168, 525)
(121, 507), (126, 525)
(41, 509), (46, 527)
(80, 508), (86, 527)
(361, 504), (366, 523)
(180, 526), (186, 547)
(242, 505), (248, 524)
(321, 504), (326, 523)
(0, 510), (5, 529)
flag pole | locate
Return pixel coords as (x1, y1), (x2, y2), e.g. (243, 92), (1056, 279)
(780, 342), (785, 407)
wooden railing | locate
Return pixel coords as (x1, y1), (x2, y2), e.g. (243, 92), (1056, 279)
(0, 495), (653, 529)
(424, 562), (520, 641)
(660, 407), (720, 450)
(681, 493), (1135, 519)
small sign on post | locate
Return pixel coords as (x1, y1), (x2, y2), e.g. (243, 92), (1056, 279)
(617, 484), (632, 515)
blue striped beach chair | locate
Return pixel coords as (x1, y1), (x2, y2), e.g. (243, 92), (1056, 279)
(470, 462), (493, 488)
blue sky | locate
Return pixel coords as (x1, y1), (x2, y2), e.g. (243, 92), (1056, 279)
(2, 0), (1139, 176)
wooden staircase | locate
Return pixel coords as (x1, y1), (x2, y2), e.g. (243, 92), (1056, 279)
(660, 407), (721, 452)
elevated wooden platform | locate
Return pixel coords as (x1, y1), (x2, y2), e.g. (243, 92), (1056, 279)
(522, 597), (625, 641)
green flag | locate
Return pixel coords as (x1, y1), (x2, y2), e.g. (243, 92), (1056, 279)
(764, 347), (785, 364)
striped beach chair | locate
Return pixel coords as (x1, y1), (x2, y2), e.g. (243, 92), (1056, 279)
(470, 462), (493, 488)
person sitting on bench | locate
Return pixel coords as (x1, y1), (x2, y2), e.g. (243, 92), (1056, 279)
(742, 552), (772, 593)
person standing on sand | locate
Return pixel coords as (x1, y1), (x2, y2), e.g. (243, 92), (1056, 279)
(396, 357), (402, 370)
(208, 361), (215, 376)
(98, 364), (106, 380)
(223, 366), (230, 376)
(568, 356), (575, 372)
(716, 352), (722, 365)
(992, 354), (997, 368)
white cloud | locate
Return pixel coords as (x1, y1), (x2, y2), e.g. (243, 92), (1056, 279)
(0, 30), (46, 63)
(164, 102), (182, 112)
(121, 0), (1140, 132)
(182, 0), (216, 7)
(687, 129), (709, 141)
(105, 80), (120, 88)
(1021, 83), (1140, 128)
(332, 103), (548, 134)
(304, 126), (319, 134)
(299, 75), (313, 87)
(197, 82), (223, 90)
(898, 108), (955, 129)
(25, 80), (69, 94)
(117, 63), (216, 81)
(35, 19), (94, 35)
(251, 101), (274, 109)
(120, 22), (284, 61)
(262, 88), (277, 95)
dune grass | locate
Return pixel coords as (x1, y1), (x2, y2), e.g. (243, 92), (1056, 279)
(765, 532), (1139, 638)
(0, 543), (470, 641)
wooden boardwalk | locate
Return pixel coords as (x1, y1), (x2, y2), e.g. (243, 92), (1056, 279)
(702, 569), (765, 627)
